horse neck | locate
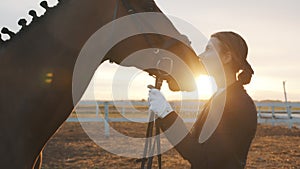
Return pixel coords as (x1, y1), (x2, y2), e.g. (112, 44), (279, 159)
(0, 1), (119, 165)
(0, 0), (119, 104)
(1, 0), (116, 73)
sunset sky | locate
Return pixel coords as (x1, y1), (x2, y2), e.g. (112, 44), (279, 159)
(1, 0), (299, 101)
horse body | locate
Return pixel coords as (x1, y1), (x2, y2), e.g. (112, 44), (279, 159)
(0, 0), (202, 168)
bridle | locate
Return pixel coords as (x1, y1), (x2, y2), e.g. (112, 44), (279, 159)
(111, 0), (163, 58)
(113, 0), (160, 47)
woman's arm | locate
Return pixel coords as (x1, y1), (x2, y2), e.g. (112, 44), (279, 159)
(157, 112), (205, 163)
(148, 88), (206, 163)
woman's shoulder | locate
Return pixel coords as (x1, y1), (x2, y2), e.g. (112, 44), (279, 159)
(226, 84), (256, 111)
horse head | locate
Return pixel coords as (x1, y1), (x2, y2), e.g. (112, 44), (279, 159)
(103, 0), (204, 92)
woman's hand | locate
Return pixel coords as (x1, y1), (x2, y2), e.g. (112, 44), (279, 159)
(148, 88), (173, 118)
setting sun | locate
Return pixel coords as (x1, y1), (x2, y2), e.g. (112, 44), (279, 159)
(195, 75), (216, 100)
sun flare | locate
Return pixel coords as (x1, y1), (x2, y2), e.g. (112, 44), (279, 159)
(195, 75), (216, 100)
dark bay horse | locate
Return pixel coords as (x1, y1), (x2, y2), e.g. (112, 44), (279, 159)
(0, 0), (203, 168)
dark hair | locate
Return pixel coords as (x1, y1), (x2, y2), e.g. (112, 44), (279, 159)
(211, 32), (254, 85)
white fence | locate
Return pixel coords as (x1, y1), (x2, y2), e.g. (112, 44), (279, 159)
(67, 101), (300, 136)
(256, 102), (300, 128)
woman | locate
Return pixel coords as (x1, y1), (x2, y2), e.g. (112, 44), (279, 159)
(148, 31), (257, 169)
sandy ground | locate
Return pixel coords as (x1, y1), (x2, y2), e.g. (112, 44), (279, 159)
(42, 122), (300, 169)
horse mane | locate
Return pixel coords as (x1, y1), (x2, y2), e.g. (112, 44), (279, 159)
(0, 0), (63, 45)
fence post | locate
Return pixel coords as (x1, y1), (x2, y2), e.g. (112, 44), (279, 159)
(122, 106), (125, 116)
(287, 105), (293, 129)
(257, 106), (262, 118)
(96, 101), (99, 118)
(104, 102), (110, 137)
(271, 106), (275, 126)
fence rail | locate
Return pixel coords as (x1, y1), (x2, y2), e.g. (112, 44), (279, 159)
(256, 102), (300, 128)
(67, 101), (300, 136)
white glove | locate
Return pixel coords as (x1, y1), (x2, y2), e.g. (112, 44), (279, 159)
(148, 88), (173, 118)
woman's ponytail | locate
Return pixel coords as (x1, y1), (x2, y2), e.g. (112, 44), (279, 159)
(238, 61), (254, 85)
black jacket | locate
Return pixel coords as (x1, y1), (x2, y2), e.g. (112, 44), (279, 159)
(158, 82), (257, 169)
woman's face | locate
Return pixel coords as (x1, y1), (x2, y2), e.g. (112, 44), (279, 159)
(200, 37), (231, 64)
(199, 37), (228, 80)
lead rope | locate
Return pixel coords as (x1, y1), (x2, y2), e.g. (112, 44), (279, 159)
(146, 118), (162, 169)
(141, 78), (163, 169)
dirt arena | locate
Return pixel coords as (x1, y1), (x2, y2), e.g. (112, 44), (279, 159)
(42, 122), (300, 169)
